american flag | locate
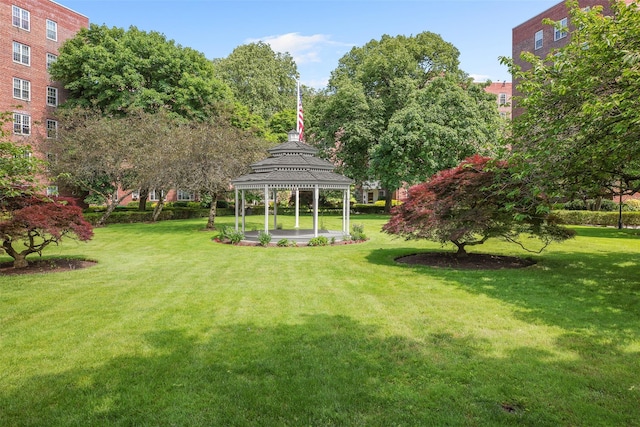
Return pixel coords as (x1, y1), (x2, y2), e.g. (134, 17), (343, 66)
(296, 81), (304, 141)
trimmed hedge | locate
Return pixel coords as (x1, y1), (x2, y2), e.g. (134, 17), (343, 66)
(83, 208), (235, 225)
(554, 210), (640, 227)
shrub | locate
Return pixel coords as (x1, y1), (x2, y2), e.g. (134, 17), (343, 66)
(277, 239), (290, 247)
(307, 236), (329, 246)
(217, 225), (244, 244)
(350, 223), (367, 241)
(258, 231), (272, 246)
(625, 199), (640, 212)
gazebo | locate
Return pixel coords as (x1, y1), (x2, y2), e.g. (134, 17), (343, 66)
(231, 130), (354, 242)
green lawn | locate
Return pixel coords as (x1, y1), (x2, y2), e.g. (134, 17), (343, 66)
(1, 215), (639, 426)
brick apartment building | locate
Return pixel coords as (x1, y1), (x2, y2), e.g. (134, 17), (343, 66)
(512, 0), (634, 113)
(1, 0), (88, 195)
(483, 81), (512, 120)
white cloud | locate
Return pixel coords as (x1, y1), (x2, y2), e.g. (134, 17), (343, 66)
(469, 73), (491, 83)
(246, 32), (352, 65)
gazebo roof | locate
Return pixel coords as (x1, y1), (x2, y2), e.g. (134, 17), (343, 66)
(232, 130), (353, 190)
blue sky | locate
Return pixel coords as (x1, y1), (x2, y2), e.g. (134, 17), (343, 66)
(60, 0), (560, 89)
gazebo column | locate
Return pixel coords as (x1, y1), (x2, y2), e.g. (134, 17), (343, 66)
(264, 184), (269, 233)
(273, 189), (278, 229)
(241, 190), (246, 232)
(313, 184), (319, 237)
(342, 189), (348, 234)
(234, 188), (239, 231)
(294, 187), (300, 228)
(346, 188), (351, 236)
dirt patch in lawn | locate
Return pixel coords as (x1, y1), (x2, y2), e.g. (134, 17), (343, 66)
(0, 258), (97, 275)
(396, 252), (536, 270)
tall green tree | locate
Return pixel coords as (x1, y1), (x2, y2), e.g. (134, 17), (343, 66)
(309, 32), (500, 211)
(502, 0), (640, 203)
(214, 42), (298, 121)
(50, 24), (232, 120)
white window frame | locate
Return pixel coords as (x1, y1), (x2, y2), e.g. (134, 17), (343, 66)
(149, 189), (165, 202)
(46, 119), (58, 138)
(13, 78), (30, 101)
(47, 87), (58, 106)
(13, 113), (31, 135)
(499, 93), (507, 106)
(13, 41), (30, 65)
(534, 30), (543, 50)
(12, 6), (30, 31)
(177, 189), (195, 201)
(46, 19), (58, 41)
(555, 18), (568, 41)
(46, 53), (57, 69)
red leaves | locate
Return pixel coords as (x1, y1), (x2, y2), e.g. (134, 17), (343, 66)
(383, 154), (571, 255)
(0, 195), (93, 266)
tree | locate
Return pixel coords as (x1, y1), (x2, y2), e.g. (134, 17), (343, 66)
(310, 32), (500, 211)
(174, 118), (268, 229)
(502, 1), (640, 206)
(0, 195), (93, 268)
(0, 111), (42, 202)
(383, 155), (574, 257)
(214, 42), (298, 121)
(50, 24), (232, 120)
(47, 109), (141, 225)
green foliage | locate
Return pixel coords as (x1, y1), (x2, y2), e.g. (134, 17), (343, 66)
(503, 0), (640, 201)
(214, 42), (298, 121)
(350, 224), (367, 241)
(554, 210), (640, 227)
(310, 33), (501, 197)
(257, 231), (272, 247)
(0, 112), (41, 201)
(50, 24), (232, 120)
(216, 225), (244, 244)
(307, 236), (329, 246)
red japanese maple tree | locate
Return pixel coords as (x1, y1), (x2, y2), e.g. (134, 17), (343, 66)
(0, 195), (93, 268)
(383, 155), (574, 257)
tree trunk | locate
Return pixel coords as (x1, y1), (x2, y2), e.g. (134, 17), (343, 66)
(12, 253), (28, 269)
(138, 188), (149, 211)
(452, 241), (468, 258)
(207, 193), (218, 229)
(152, 196), (165, 221)
(384, 189), (393, 214)
(98, 200), (118, 226)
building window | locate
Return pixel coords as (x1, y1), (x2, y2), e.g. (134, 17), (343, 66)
(149, 189), (165, 201)
(46, 186), (59, 196)
(47, 87), (58, 106)
(177, 189), (195, 201)
(46, 53), (57, 69)
(534, 30), (543, 50)
(13, 78), (30, 101)
(13, 113), (31, 135)
(46, 119), (58, 138)
(46, 19), (58, 41)
(13, 42), (30, 65)
(12, 6), (30, 31)
(555, 18), (568, 41)
(499, 93), (507, 106)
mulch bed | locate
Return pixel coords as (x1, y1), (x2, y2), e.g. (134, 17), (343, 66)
(396, 252), (536, 270)
(0, 258), (97, 276)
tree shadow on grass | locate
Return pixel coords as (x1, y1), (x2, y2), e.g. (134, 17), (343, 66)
(1, 315), (638, 426)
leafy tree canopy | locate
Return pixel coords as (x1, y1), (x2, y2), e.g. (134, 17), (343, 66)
(383, 155), (574, 256)
(502, 0), (640, 200)
(0, 112), (41, 202)
(309, 32), (501, 209)
(50, 24), (232, 120)
(214, 42), (298, 121)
